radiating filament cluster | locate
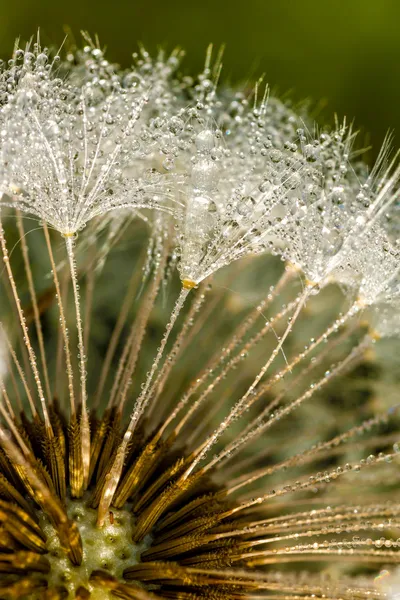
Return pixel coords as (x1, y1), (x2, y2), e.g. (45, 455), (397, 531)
(0, 36), (398, 599)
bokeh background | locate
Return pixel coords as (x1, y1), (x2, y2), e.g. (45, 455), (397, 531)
(0, 0), (400, 161)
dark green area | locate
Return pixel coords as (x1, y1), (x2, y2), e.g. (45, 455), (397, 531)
(0, 0), (399, 159)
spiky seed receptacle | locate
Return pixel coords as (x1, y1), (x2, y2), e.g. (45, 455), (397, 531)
(0, 38), (399, 600)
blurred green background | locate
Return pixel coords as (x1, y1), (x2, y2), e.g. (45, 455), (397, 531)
(0, 0), (400, 159)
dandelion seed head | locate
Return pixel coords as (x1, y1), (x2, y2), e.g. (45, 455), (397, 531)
(0, 43), (180, 235)
(0, 328), (7, 378)
(0, 36), (398, 600)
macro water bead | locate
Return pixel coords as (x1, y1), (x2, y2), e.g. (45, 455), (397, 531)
(0, 37), (399, 600)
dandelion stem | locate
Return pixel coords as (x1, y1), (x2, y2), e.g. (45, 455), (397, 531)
(0, 402), (31, 456)
(43, 224), (76, 418)
(96, 285), (190, 526)
(83, 261), (95, 357)
(0, 213), (50, 429)
(110, 243), (169, 413)
(94, 266), (142, 409)
(0, 379), (16, 421)
(126, 285), (190, 433)
(0, 243), (33, 390)
(16, 211), (52, 403)
(64, 234), (90, 489)
(3, 345), (23, 413)
(54, 268), (70, 405)
(0, 323), (36, 417)
(146, 280), (210, 416)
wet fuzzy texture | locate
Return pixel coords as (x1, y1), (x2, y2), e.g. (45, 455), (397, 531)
(0, 35), (399, 600)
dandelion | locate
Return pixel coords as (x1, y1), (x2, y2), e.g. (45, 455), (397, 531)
(0, 37), (399, 600)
